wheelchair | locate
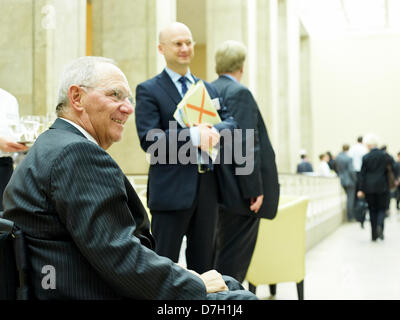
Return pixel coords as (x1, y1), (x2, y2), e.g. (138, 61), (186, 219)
(0, 212), (32, 300)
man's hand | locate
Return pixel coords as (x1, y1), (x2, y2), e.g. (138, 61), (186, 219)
(196, 123), (220, 152)
(198, 270), (228, 293)
(250, 195), (264, 213)
(177, 264), (228, 293)
(0, 137), (28, 153)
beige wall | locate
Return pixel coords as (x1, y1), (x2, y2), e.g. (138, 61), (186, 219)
(190, 44), (207, 81)
(0, 0), (85, 117)
(310, 33), (400, 165)
(0, 0), (33, 115)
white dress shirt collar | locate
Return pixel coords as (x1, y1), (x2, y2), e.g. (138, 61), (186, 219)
(165, 67), (194, 83)
(59, 118), (99, 146)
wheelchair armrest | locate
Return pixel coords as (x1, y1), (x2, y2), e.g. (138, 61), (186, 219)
(0, 217), (15, 234)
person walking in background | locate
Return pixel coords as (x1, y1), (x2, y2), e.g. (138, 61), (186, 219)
(326, 151), (337, 174)
(135, 22), (237, 274)
(317, 153), (335, 177)
(357, 133), (390, 241)
(335, 144), (357, 221)
(394, 152), (400, 211)
(349, 136), (368, 226)
(297, 150), (313, 174)
(349, 136), (368, 186)
(211, 40), (279, 282)
(381, 145), (397, 215)
(0, 88), (28, 211)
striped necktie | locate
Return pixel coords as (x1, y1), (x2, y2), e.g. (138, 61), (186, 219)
(178, 76), (188, 96)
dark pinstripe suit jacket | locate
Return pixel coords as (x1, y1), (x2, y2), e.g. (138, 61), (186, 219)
(3, 119), (207, 299)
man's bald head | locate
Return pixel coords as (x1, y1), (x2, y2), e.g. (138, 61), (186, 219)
(158, 22), (195, 75)
(159, 22), (193, 44)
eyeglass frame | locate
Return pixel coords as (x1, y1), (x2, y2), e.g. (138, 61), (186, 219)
(79, 85), (135, 106)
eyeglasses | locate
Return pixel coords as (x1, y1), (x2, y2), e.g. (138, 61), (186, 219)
(163, 40), (195, 49)
(79, 85), (135, 106)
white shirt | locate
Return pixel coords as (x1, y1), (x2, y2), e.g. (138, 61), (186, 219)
(348, 143), (367, 172)
(317, 161), (335, 177)
(0, 88), (20, 157)
(59, 118), (99, 146)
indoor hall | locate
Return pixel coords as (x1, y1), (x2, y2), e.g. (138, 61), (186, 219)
(1, 0), (400, 301)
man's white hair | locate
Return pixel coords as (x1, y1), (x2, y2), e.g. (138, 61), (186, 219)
(56, 56), (116, 115)
(363, 133), (380, 148)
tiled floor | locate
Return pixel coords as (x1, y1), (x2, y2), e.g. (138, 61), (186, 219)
(254, 206), (400, 300)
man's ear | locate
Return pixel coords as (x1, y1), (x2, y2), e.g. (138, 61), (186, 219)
(158, 43), (164, 55)
(68, 85), (84, 112)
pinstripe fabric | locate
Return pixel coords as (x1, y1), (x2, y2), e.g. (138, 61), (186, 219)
(3, 119), (207, 300)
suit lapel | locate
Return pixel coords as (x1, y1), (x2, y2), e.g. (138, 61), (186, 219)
(156, 70), (182, 105)
(156, 70), (201, 104)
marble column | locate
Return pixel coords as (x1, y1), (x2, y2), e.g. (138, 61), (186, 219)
(205, 0), (250, 84)
(0, 0), (33, 115)
(299, 25), (313, 162)
(0, 0), (86, 115)
(33, 0), (86, 116)
(0, 0), (86, 117)
(91, 0), (176, 174)
(254, 0), (279, 156)
(276, 0), (301, 173)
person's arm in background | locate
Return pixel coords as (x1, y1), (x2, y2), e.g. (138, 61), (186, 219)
(0, 137), (28, 153)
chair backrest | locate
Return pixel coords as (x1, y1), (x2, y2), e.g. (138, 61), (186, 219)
(245, 196), (309, 286)
(0, 217), (32, 300)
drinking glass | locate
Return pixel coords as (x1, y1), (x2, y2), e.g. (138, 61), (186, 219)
(21, 116), (40, 142)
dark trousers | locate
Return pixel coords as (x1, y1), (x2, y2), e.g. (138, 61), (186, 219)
(214, 208), (260, 283)
(365, 192), (388, 240)
(151, 171), (218, 274)
(396, 187), (400, 209)
(0, 157), (13, 211)
(344, 186), (356, 221)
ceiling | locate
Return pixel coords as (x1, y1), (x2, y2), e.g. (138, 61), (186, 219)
(298, 0), (400, 36)
(176, 0), (400, 43)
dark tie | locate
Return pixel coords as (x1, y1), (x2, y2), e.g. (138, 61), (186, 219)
(178, 76), (188, 96)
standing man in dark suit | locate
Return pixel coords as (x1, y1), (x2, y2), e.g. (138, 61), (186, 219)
(135, 23), (237, 275)
(3, 56), (255, 300)
(357, 133), (390, 241)
(335, 144), (357, 221)
(211, 40), (279, 282)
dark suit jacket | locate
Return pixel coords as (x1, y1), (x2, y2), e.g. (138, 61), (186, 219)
(135, 70), (237, 212)
(3, 119), (207, 299)
(359, 148), (390, 194)
(211, 75), (279, 220)
(296, 161), (313, 173)
(335, 151), (357, 188)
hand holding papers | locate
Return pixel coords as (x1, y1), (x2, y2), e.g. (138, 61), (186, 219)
(197, 123), (220, 153)
(173, 81), (221, 161)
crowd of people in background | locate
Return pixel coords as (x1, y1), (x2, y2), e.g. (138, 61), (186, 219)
(297, 135), (400, 242)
